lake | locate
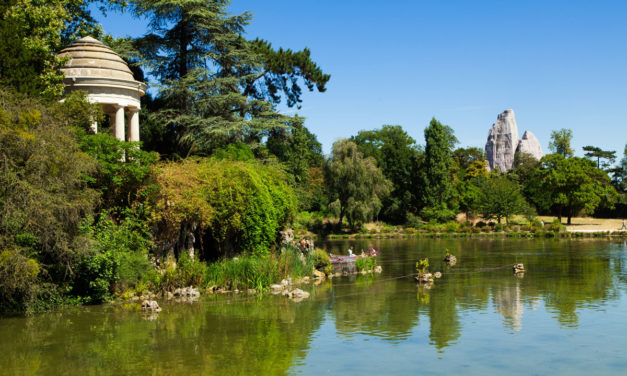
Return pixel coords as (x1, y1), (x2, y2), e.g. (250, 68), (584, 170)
(1, 238), (626, 375)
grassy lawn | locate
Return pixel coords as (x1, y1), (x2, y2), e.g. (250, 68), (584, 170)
(537, 216), (626, 232)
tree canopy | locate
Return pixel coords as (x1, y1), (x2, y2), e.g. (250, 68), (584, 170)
(419, 118), (458, 222)
(476, 174), (528, 224)
(0, 0), (117, 98)
(351, 125), (420, 223)
(526, 154), (618, 224)
(129, 0), (329, 156)
(549, 128), (574, 158)
(582, 145), (616, 170)
(325, 139), (391, 229)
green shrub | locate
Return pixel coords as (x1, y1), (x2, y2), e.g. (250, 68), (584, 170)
(153, 157), (296, 257)
(546, 219), (566, 232)
(73, 211), (153, 301)
(312, 249), (331, 270)
(73, 249), (119, 304)
(355, 257), (376, 272)
(405, 213), (423, 229)
(444, 221), (460, 233)
(416, 258), (429, 275)
(0, 249), (40, 312)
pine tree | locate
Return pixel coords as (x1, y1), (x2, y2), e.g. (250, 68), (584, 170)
(419, 118), (458, 222)
(130, 0), (329, 155)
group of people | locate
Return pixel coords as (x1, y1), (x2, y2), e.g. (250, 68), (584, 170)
(297, 238), (314, 253)
(347, 246), (378, 257)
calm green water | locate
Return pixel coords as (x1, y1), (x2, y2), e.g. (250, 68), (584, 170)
(1, 239), (626, 375)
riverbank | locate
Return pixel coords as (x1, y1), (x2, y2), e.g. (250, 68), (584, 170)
(294, 216), (627, 241)
(318, 231), (627, 240)
(115, 244), (383, 307)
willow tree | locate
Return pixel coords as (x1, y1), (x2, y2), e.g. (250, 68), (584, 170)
(325, 139), (391, 229)
(130, 0), (329, 155)
(351, 125), (420, 224)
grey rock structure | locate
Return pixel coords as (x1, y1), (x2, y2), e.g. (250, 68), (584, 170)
(485, 110), (543, 172)
(516, 130), (543, 160)
(485, 109), (519, 172)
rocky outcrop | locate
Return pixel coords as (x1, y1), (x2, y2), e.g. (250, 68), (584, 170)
(141, 300), (161, 312)
(173, 286), (200, 297)
(516, 130), (543, 160)
(485, 109), (519, 172)
(485, 110), (543, 172)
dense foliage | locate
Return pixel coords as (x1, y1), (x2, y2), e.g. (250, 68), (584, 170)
(0, 89), (99, 311)
(1, 0), (626, 314)
(526, 154), (618, 224)
(419, 118), (458, 222)
(351, 125), (421, 223)
(325, 139), (391, 229)
(152, 156), (296, 258)
(130, 0), (329, 156)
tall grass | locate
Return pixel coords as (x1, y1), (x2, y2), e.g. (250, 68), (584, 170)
(204, 256), (280, 291)
(355, 257), (376, 272)
(203, 244), (323, 290)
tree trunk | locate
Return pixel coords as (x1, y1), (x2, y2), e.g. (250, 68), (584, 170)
(338, 209), (344, 230)
(567, 208), (573, 225)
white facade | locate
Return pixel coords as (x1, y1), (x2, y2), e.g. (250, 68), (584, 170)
(59, 37), (147, 143)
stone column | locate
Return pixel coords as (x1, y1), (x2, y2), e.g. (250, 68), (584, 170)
(113, 105), (125, 141)
(127, 108), (140, 142)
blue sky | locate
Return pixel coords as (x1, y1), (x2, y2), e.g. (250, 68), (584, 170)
(93, 0), (627, 160)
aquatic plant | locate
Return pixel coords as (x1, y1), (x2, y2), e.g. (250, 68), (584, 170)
(355, 257), (376, 272)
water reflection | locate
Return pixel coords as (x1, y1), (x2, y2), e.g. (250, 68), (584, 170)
(0, 239), (625, 374)
(493, 281), (523, 331)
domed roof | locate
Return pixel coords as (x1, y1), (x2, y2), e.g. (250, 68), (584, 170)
(58, 36), (136, 81)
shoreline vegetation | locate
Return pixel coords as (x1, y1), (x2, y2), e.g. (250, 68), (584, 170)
(293, 215), (627, 241)
(1, 0), (626, 315)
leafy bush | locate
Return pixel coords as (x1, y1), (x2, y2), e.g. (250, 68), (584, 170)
(0, 90), (98, 311)
(548, 219), (566, 232)
(73, 249), (119, 304)
(152, 157), (296, 257)
(71, 210), (153, 302)
(0, 249), (40, 311)
(79, 133), (159, 209)
(157, 253), (206, 291)
(444, 221), (460, 233)
(312, 249), (331, 270)
(416, 258), (429, 275)
(293, 211), (325, 232)
(355, 257), (376, 272)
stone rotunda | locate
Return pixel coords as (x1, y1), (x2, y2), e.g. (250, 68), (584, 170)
(58, 36), (147, 142)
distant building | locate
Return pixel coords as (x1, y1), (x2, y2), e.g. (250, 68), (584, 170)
(58, 36), (147, 143)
